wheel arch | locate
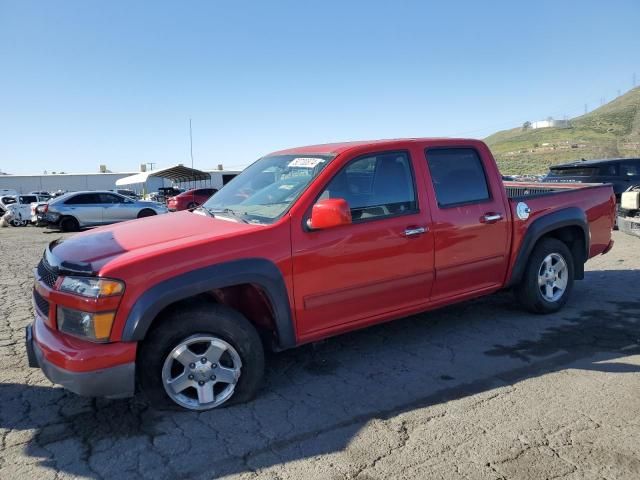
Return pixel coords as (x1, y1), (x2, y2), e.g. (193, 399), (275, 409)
(60, 214), (81, 231)
(137, 208), (157, 218)
(121, 258), (296, 350)
(507, 207), (589, 287)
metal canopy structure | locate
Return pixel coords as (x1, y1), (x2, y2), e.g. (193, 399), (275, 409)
(115, 165), (211, 186)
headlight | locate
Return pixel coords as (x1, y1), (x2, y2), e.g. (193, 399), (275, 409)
(59, 276), (124, 298)
(57, 307), (115, 342)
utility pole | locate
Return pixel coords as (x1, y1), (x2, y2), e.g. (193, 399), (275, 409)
(633, 73), (637, 88)
(584, 104), (588, 114)
(189, 118), (194, 170)
(146, 162), (156, 171)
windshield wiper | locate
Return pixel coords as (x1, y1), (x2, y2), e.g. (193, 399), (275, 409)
(208, 208), (250, 224)
(194, 206), (214, 217)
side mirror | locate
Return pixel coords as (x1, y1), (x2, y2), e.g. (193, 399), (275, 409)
(308, 198), (352, 230)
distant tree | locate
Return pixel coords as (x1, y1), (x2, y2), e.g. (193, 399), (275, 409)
(522, 121), (531, 131)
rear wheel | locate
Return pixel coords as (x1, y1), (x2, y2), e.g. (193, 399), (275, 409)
(60, 216), (80, 232)
(138, 303), (265, 411)
(515, 238), (574, 314)
(137, 209), (156, 218)
(186, 202), (197, 210)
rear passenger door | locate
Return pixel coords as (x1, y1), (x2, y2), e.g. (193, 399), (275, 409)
(424, 147), (510, 301)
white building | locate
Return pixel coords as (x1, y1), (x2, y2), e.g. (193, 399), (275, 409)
(530, 118), (571, 130)
(0, 168), (240, 194)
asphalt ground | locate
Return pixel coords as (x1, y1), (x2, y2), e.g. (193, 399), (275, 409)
(0, 226), (638, 479)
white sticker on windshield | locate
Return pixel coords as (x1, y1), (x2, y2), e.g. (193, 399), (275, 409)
(287, 157), (325, 168)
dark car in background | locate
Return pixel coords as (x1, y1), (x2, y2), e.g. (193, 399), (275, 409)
(113, 189), (140, 199)
(543, 158), (640, 200)
(167, 187), (217, 211)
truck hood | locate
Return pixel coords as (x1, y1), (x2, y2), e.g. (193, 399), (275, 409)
(45, 211), (260, 274)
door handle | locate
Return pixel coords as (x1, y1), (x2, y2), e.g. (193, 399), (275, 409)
(404, 226), (427, 237)
(481, 213), (503, 223)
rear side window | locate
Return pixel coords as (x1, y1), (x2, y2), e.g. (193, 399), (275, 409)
(549, 167), (597, 177)
(598, 164), (618, 176)
(425, 148), (490, 207)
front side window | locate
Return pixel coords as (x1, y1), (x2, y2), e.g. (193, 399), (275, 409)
(425, 148), (490, 207)
(318, 152), (417, 221)
(621, 161), (640, 177)
(203, 154), (334, 224)
(66, 193), (99, 205)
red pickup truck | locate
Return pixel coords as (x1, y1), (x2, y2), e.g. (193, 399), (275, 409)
(26, 138), (616, 411)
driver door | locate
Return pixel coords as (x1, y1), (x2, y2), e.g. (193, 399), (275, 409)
(100, 193), (136, 223)
(291, 150), (434, 338)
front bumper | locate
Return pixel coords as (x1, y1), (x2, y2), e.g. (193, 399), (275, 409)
(26, 320), (136, 399)
(618, 215), (640, 238)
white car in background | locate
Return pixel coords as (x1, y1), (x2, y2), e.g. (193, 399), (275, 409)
(0, 194), (39, 226)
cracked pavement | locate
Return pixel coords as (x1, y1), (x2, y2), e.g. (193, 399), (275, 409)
(0, 227), (639, 479)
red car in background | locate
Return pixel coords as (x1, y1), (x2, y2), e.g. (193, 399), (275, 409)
(167, 188), (217, 211)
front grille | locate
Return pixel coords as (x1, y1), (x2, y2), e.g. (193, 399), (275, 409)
(33, 289), (50, 317)
(37, 258), (58, 288)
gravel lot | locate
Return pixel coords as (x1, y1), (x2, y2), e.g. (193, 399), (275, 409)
(0, 226), (639, 479)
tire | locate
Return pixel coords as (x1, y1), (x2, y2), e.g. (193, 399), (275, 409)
(137, 209), (156, 218)
(186, 202), (197, 210)
(515, 237), (575, 314)
(60, 216), (80, 232)
(137, 302), (265, 411)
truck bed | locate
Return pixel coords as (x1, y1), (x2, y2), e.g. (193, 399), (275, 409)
(505, 181), (615, 261)
(504, 181), (609, 201)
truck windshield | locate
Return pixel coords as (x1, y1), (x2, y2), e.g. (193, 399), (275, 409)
(202, 154), (334, 224)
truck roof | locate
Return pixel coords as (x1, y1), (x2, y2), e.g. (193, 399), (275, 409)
(269, 138), (478, 156)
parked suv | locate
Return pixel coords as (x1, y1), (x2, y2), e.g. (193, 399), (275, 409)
(44, 191), (169, 231)
(167, 188), (218, 211)
(543, 158), (640, 200)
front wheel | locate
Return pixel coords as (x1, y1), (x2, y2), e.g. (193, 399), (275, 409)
(515, 238), (575, 314)
(138, 303), (265, 411)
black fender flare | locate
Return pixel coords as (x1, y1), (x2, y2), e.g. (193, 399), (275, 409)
(506, 207), (589, 287)
(121, 258), (296, 349)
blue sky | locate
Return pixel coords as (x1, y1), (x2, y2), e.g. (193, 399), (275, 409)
(1, 0), (639, 175)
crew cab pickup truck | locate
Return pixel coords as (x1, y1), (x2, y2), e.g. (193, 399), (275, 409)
(26, 138), (616, 411)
